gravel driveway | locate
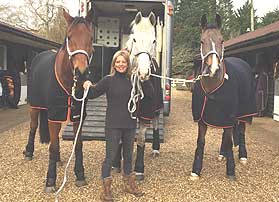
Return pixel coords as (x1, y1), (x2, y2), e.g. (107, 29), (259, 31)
(0, 89), (278, 202)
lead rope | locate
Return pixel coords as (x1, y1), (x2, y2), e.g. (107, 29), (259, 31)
(128, 71), (144, 119)
(54, 85), (90, 202)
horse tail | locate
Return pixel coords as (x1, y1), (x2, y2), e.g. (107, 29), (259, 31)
(39, 110), (50, 144)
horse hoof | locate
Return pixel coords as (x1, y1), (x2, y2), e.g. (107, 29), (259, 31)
(45, 186), (56, 193)
(227, 175), (236, 181)
(217, 154), (225, 161)
(135, 173), (144, 181)
(75, 180), (88, 187)
(24, 156), (33, 161)
(152, 150), (160, 158)
(189, 172), (200, 181)
(239, 157), (247, 165)
(23, 151), (33, 161)
(57, 161), (63, 167)
(112, 166), (121, 174)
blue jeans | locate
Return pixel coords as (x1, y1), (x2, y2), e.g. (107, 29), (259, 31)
(102, 128), (136, 178)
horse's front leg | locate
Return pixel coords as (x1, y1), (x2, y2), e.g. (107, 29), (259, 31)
(152, 114), (160, 157)
(73, 122), (87, 187)
(45, 122), (61, 193)
(238, 122), (247, 165)
(134, 120), (147, 181)
(23, 108), (39, 160)
(223, 127), (236, 180)
(190, 120), (207, 180)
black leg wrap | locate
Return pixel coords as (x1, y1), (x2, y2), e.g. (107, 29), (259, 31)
(134, 145), (145, 173)
(46, 159), (57, 187)
(238, 132), (247, 159)
(226, 149), (235, 176)
(24, 128), (37, 155)
(192, 142), (205, 175)
(152, 129), (160, 151)
(219, 132), (226, 156)
(74, 144), (85, 181)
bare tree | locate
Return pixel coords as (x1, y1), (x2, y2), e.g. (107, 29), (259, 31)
(0, 0), (66, 43)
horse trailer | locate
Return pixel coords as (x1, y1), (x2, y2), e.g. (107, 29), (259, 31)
(84, 0), (173, 116)
(63, 0), (174, 141)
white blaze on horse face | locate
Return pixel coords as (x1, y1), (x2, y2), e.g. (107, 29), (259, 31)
(210, 39), (219, 77)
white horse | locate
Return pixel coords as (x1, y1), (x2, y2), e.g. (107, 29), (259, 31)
(113, 12), (163, 181)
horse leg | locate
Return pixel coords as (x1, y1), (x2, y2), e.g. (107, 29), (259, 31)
(134, 120), (147, 181)
(152, 114), (160, 158)
(190, 120), (207, 180)
(45, 122), (61, 193)
(73, 122), (87, 187)
(112, 142), (122, 173)
(23, 108), (39, 160)
(218, 131), (226, 161)
(238, 122), (247, 165)
(223, 128), (236, 180)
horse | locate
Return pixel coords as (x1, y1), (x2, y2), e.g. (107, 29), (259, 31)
(112, 12), (163, 181)
(22, 9), (94, 192)
(190, 14), (257, 181)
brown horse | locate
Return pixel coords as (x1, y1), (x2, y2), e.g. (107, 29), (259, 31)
(191, 14), (257, 181)
(23, 9), (94, 192)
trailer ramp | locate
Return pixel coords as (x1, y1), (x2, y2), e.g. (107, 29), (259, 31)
(62, 95), (164, 142)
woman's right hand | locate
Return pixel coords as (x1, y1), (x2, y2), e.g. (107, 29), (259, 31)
(83, 80), (93, 89)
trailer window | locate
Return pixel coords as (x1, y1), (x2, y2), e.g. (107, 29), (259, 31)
(0, 45), (7, 70)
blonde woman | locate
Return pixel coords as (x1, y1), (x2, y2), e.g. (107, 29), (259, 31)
(83, 50), (143, 202)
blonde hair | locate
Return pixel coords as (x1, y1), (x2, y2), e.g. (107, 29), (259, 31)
(110, 50), (132, 77)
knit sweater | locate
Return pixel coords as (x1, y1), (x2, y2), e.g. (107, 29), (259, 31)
(88, 72), (136, 129)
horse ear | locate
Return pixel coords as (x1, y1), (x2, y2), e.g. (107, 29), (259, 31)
(200, 14), (207, 30)
(85, 9), (94, 24)
(215, 14), (222, 29)
(135, 12), (142, 24)
(148, 12), (156, 26)
(63, 8), (74, 25)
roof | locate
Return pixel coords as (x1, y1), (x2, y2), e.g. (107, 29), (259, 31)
(0, 21), (60, 50)
(225, 20), (279, 55)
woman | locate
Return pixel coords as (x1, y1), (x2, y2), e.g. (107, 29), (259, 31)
(83, 50), (144, 202)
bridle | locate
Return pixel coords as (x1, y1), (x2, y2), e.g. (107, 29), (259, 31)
(65, 35), (93, 100)
(200, 39), (224, 77)
(131, 51), (157, 77)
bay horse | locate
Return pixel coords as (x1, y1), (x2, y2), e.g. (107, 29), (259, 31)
(191, 14), (257, 181)
(23, 9), (94, 192)
(112, 12), (163, 181)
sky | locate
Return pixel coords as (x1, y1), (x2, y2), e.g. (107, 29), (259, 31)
(1, 0), (279, 17)
(232, 0), (279, 17)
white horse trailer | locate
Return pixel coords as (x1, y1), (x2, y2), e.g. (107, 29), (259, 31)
(81, 0), (174, 116)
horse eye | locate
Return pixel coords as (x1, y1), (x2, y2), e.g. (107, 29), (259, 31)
(200, 41), (204, 44)
(153, 40), (156, 44)
(133, 38), (136, 43)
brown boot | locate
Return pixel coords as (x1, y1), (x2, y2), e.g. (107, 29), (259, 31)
(100, 177), (113, 202)
(123, 173), (144, 197)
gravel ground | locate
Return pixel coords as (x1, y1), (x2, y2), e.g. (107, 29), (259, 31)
(0, 89), (278, 202)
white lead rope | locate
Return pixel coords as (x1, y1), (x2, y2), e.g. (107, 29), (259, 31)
(55, 86), (90, 202)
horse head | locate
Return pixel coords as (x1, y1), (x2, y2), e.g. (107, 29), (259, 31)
(128, 11), (156, 81)
(200, 14), (224, 78)
(63, 9), (94, 83)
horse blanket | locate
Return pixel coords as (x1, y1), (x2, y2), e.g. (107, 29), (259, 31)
(138, 58), (163, 122)
(192, 57), (257, 128)
(28, 50), (86, 122)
